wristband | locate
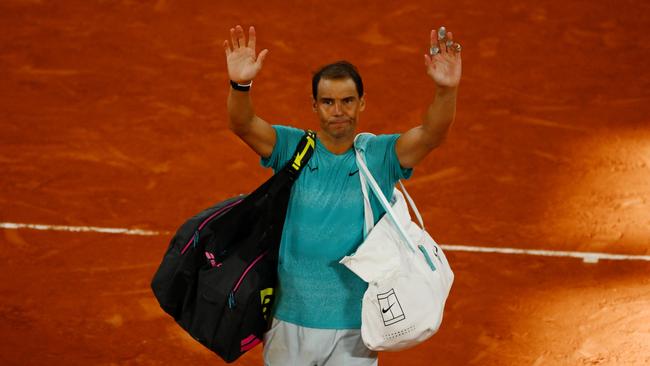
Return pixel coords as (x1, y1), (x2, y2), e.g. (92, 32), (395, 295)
(230, 80), (253, 92)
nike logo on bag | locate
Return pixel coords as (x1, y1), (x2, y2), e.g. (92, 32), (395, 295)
(382, 303), (394, 313)
(348, 170), (359, 176)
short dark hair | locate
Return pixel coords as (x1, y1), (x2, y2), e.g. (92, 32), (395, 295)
(312, 60), (364, 99)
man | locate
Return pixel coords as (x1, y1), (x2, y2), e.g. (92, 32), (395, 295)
(223, 24), (461, 366)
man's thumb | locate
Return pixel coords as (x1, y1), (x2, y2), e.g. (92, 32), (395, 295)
(256, 49), (269, 67)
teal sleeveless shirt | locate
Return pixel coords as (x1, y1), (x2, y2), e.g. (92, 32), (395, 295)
(261, 125), (412, 329)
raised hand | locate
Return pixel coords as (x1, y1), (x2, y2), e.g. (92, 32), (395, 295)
(223, 25), (269, 84)
(424, 26), (462, 89)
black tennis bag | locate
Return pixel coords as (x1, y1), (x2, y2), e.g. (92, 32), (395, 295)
(151, 130), (315, 362)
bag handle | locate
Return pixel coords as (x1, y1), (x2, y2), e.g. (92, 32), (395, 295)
(354, 134), (375, 238)
(397, 181), (425, 230)
(353, 133), (427, 231)
(359, 162), (374, 239)
(354, 143), (416, 253)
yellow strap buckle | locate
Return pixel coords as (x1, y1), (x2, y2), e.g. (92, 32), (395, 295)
(291, 133), (315, 171)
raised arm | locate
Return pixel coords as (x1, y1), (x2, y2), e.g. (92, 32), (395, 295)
(395, 26), (462, 168)
(224, 25), (276, 158)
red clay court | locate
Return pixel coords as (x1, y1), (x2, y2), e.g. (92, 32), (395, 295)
(1, 1), (649, 365)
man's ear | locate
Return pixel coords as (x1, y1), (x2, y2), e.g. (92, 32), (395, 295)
(359, 95), (366, 112)
(312, 99), (318, 112)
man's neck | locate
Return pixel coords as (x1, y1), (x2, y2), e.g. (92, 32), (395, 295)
(318, 131), (354, 155)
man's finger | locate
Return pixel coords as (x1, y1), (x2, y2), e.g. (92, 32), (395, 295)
(446, 31), (463, 58)
(424, 54), (437, 77)
(437, 26), (448, 55)
(437, 26), (447, 42)
(236, 25), (246, 48)
(248, 26), (256, 51)
(224, 40), (231, 56)
(445, 31), (454, 53)
(256, 49), (269, 68)
(230, 28), (238, 49)
(429, 29), (440, 56)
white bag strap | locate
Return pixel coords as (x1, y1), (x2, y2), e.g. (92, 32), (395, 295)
(398, 180), (432, 247)
(354, 134), (375, 238)
(398, 181), (425, 230)
(354, 147), (416, 253)
(360, 167), (374, 239)
(353, 135), (426, 233)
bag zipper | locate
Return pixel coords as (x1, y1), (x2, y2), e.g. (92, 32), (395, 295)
(180, 198), (243, 255)
(228, 249), (269, 309)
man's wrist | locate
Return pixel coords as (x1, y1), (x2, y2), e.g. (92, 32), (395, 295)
(435, 85), (458, 98)
(230, 80), (253, 92)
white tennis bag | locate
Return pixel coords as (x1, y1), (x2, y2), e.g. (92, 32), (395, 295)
(339, 135), (454, 351)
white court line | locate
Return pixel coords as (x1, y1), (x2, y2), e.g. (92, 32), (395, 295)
(0, 222), (167, 236)
(2, 222), (649, 263)
(441, 244), (650, 263)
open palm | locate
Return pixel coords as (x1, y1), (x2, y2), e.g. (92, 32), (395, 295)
(424, 28), (462, 88)
(224, 25), (269, 84)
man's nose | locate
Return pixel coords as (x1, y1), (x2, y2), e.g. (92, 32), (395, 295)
(333, 101), (343, 115)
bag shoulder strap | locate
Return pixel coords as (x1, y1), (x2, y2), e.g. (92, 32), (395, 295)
(354, 133), (375, 238)
(353, 133), (426, 235)
(283, 129), (316, 179)
(354, 136), (416, 253)
(398, 181), (425, 229)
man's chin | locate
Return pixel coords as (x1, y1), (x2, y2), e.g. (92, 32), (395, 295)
(326, 123), (354, 139)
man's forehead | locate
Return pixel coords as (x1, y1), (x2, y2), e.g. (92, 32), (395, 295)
(317, 78), (359, 99)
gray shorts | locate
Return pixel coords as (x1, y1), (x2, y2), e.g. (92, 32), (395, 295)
(263, 318), (378, 366)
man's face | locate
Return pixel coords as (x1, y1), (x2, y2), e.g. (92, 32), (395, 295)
(313, 77), (365, 139)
